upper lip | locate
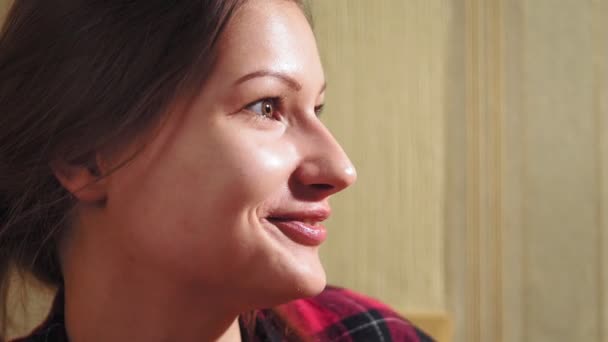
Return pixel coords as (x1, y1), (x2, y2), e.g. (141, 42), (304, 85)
(266, 207), (331, 225)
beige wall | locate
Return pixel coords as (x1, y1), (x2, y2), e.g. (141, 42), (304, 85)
(310, 0), (449, 312)
(310, 1), (451, 339)
(444, 0), (608, 341)
(313, 1), (608, 342)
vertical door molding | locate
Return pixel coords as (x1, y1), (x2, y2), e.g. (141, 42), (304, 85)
(595, 0), (608, 340)
(450, 0), (608, 341)
(447, 0), (507, 341)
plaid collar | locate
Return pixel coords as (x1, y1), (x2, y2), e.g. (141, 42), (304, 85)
(13, 286), (433, 342)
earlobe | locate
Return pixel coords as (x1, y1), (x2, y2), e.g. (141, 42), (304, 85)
(51, 158), (108, 203)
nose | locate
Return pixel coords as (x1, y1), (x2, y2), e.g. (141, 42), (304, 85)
(291, 125), (357, 200)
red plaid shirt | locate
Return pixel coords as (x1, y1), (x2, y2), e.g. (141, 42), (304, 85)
(14, 286), (433, 341)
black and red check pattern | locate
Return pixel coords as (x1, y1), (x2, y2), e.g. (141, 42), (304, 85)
(246, 286), (435, 342)
(14, 286), (433, 341)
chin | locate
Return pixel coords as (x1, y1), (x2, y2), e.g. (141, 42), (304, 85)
(251, 262), (327, 309)
(277, 260), (328, 302)
(292, 269), (327, 298)
(242, 231), (329, 307)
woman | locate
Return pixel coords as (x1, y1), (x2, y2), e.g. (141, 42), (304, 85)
(0, 0), (432, 341)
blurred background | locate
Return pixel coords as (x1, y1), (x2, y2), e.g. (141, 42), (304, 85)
(2, 0), (608, 341)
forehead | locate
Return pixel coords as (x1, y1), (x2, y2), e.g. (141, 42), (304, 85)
(211, 0), (324, 85)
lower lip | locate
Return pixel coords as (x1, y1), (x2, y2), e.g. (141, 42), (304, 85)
(267, 219), (327, 246)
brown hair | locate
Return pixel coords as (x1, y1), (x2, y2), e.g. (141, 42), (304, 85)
(0, 0), (320, 338)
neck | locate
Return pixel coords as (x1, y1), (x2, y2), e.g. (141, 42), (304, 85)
(59, 217), (244, 342)
(62, 283), (243, 342)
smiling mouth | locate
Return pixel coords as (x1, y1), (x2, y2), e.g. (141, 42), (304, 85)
(265, 210), (329, 246)
(268, 216), (320, 226)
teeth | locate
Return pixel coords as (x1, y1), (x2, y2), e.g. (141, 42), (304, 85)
(268, 217), (318, 226)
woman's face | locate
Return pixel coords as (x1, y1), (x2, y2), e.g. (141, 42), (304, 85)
(94, 0), (355, 308)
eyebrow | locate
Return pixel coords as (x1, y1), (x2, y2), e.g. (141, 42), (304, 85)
(234, 70), (327, 94)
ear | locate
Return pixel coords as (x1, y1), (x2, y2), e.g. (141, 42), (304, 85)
(51, 157), (108, 203)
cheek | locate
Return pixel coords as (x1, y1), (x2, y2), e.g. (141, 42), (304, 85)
(187, 125), (299, 211)
(228, 143), (298, 202)
(106, 124), (299, 247)
(102, 108), (303, 286)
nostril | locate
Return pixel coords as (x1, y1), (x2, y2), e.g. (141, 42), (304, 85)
(311, 183), (334, 191)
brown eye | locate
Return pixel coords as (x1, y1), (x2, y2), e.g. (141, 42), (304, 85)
(246, 98), (278, 119)
(261, 99), (274, 118)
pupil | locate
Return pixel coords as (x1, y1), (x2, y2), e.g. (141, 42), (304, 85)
(264, 102), (272, 115)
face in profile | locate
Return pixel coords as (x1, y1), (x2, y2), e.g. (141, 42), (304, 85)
(75, 0), (356, 310)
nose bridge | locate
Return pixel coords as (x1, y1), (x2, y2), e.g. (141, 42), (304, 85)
(296, 121), (357, 192)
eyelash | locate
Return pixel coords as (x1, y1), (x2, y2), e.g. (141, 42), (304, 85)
(244, 97), (325, 121)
